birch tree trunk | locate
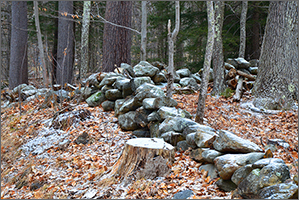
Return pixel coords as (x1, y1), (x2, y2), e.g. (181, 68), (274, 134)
(195, 1), (215, 124)
(141, 1), (147, 61)
(166, 1), (180, 98)
(211, 1), (225, 96)
(239, 1), (248, 58)
(34, 1), (49, 87)
(80, 1), (91, 80)
(253, 1), (298, 110)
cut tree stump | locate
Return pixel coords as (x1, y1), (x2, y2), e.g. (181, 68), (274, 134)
(99, 138), (175, 185)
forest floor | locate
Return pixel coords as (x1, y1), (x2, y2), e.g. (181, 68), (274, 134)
(1, 89), (298, 199)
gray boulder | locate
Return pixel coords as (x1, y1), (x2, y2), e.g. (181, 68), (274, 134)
(179, 77), (199, 90)
(224, 62), (236, 70)
(190, 148), (222, 163)
(258, 181), (298, 199)
(214, 152), (265, 180)
(86, 91), (106, 107)
(237, 168), (261, 199)
(149, 122), (160, 138)
(101, 85), (114, 93)
(147, 111), (162, 122)
(101, 100), (115, 111)
(118, 111), (139, 131)
(152, 61), (167, 71)
(176, 140), (192, 152)
(114, 99), (125, 116)
(185, 133), (198, 149)
(130, 76), (154, 92)
(118, 96), (141, 115)
(252, 158), (285, 169)
(176, 68), (191, 78)
(258, 163), (290, 188)
(85, 73), (100, 87)
(213, 130), (263, 153)
(143, 96), (178, 110)
(190, 73), (202, 84)
(113, 78), (133, 98)
(231, 164), (253, 185)
(199, 164), (219, 180)
(113, 78), (130, 90)
(135, 83), (166, 103)
(159, 117), (198, 134)
(160, 131), (184, 146)
(248, 67), (258, 75)
(120, 63), (135, 77)
(194, 129), (217, 148)
(235, 57), (251, 69)
(158, 106), (192, 120)
(132, 129), (150, 138)
(133, 61), (159, 77)
(105, 89), (122, 101)
(99, 75), (122, 88)
(182, 124), (215, 137)
(134, 107), (151, 128)
(172, 190), (193, 199)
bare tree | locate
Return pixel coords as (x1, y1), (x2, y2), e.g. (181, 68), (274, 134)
(56, 1), (74, 86)
(211, 1), (225, 96)
(9, 1), (28, 89)
(253, 1), (298, 110)
(34, 1), (49, 87)
(102, 1), (132, 72)
(195, 1), (215, 124)
(141, 1), (147, 61)
(166, 1), (180, 98)
(239, 1), (248, 58)
(80, 1), (91, 80)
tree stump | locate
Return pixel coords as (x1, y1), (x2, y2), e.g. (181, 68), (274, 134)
(99, 138), (175, 185)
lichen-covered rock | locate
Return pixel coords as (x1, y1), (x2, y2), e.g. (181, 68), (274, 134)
(118, 96), (141, 115)
(231, 164), (254, 185)
(190, 73), (202, 84)
(179, 77), (199, 90)
(118, 111), (139, 131)
(143, 97), (177, 110)
(133, 61), (159, 77)
(149, 122), (160, 138)
(135, 83), (166, 103)
(194, 129), (217, 148)
(105, 89), (122, 101)
(237, 169), (261, 199)
(159, 117), (198, 134)
(152, 72), (167, 84)
(185, 133), (198, 149)
(113, 78), (130, 90)
(182, 124), (215, 137)
(258, 181), (298, 199)
(176, 68), (191, 78)
(120, 63), (135, 77)
(147, 111), (162, 122)
(101, 100), (115, 111)
(235, 57), (251, 69)
(86, 91), (106, 107)
(158, 106), (192, 120)
(214, 152), (265, 180)
(258, 163), (290, 188)
(114, 99), (125, 116)
(252, 158), (285, 169)
(130, 76), (155, 92)
(160, 131), (184, 146)
(213, 130), (263, 153)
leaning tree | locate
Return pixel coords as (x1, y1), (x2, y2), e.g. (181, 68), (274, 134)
(253, 1), (298, 110)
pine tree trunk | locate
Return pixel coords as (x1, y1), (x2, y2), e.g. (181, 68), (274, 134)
(166, 1), (180, 98)
(253, 1), (298, 110)
(141, 1), (147, 61)
(239, 1), (248, 58)
(211, 1), (225, 96)
(80, 1), (91, 80)
(34, 1), (49, 87)
(56, 1), (74, 86)
(102, 1), (132, 72)
(51, 1), (58, 85)
(9, 1), (28, 89)
(195, 1), (215, 124)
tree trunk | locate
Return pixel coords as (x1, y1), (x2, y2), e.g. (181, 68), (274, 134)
(9, 1), (28, 89)
(99, 138), (175, 185)
(239, 1), (248, 58)
(51, 1), (58, 85)
(211, 1), (225, 96)
(253, 1), (298, 110)
(56, 1), (74, 86)
(195, 1), (215, 124)
(34, 1), (49, 87)
(102, 1), (132, 72)
(141, 1), (147, 61)
(166, 1), (180, 98)
(250, 3), (261, 59)
(80, 1), (91, 80)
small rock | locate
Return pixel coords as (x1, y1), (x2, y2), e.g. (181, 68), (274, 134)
(74, 132), (89, 145)
(86, 91), (106, 107)
(199, 164), (219, 180)
(101, 100), (115, 111)
(216, 179), (237, 192)
(172, 190), (193, 199)
(118, 111), (139, 131)
(132, 129), (150, 137)
(231, 164), (253, 185)
(105, 89), (122, 101)
(176, 68), (191, 78)
(160, 131), (184, 146)
(176, 140), (191, 152)
(252, 158), (285, 169)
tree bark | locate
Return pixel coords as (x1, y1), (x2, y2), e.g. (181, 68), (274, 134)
(80, 1), (91, 80)
(102, 1), (132, 72)
(166, 1), (180, 98)
(239, 1), (248, 58)
(51, 1), (58, 85)
(141, 1), (147, 61)
(253, 1), (298, 110)
(195, 1), (215, 124)
(211, 1), (225, 96)
(34, 1), (49, 87)
(56, 1), (74, 86)
(9, 1), (28, 89)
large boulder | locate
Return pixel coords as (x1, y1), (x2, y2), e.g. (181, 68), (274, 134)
(213, 130), (263, 153)
(182, 124), (215, 137)
(147, 111), (162, 122)
(234, 57), (251, 69)
(86, 91), (106, 107)
(157, 106), (192, 120)
(258, 181), (298, 199)
(190, 148), (222, 163)
(114, 99), (125, 116)
(179, 77), (199, 90)
(176, 68), (191, 78)
(231, 164), (254, 185)
(214, 152), (265, 180)
(118, 111), (139, 131)
(135, 83), (166, 103)
(149, 122), (160, 138)
(258, 163), (290, 188)
(101, 100), (115, 111)
(134, 107), (151, 128)
(118, 96), (141, 115)
(133, 61), (159, 77)
(190, 73), (202, 84)
(99, 74), (123, 88)
(120, 63), (135, 77)
(142, 96), (177, 110)
(130, 76), (155, 92)
(160, 131), (184, 146)
(105, 89), (122, 101)
(159, 117), (198, 134)
(152, 72), (167, 84)
(84, 73), (100, 87)
(113, 78), (133, 98)
(194, 129), (217, 148)
(185, 133), (198, 149)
